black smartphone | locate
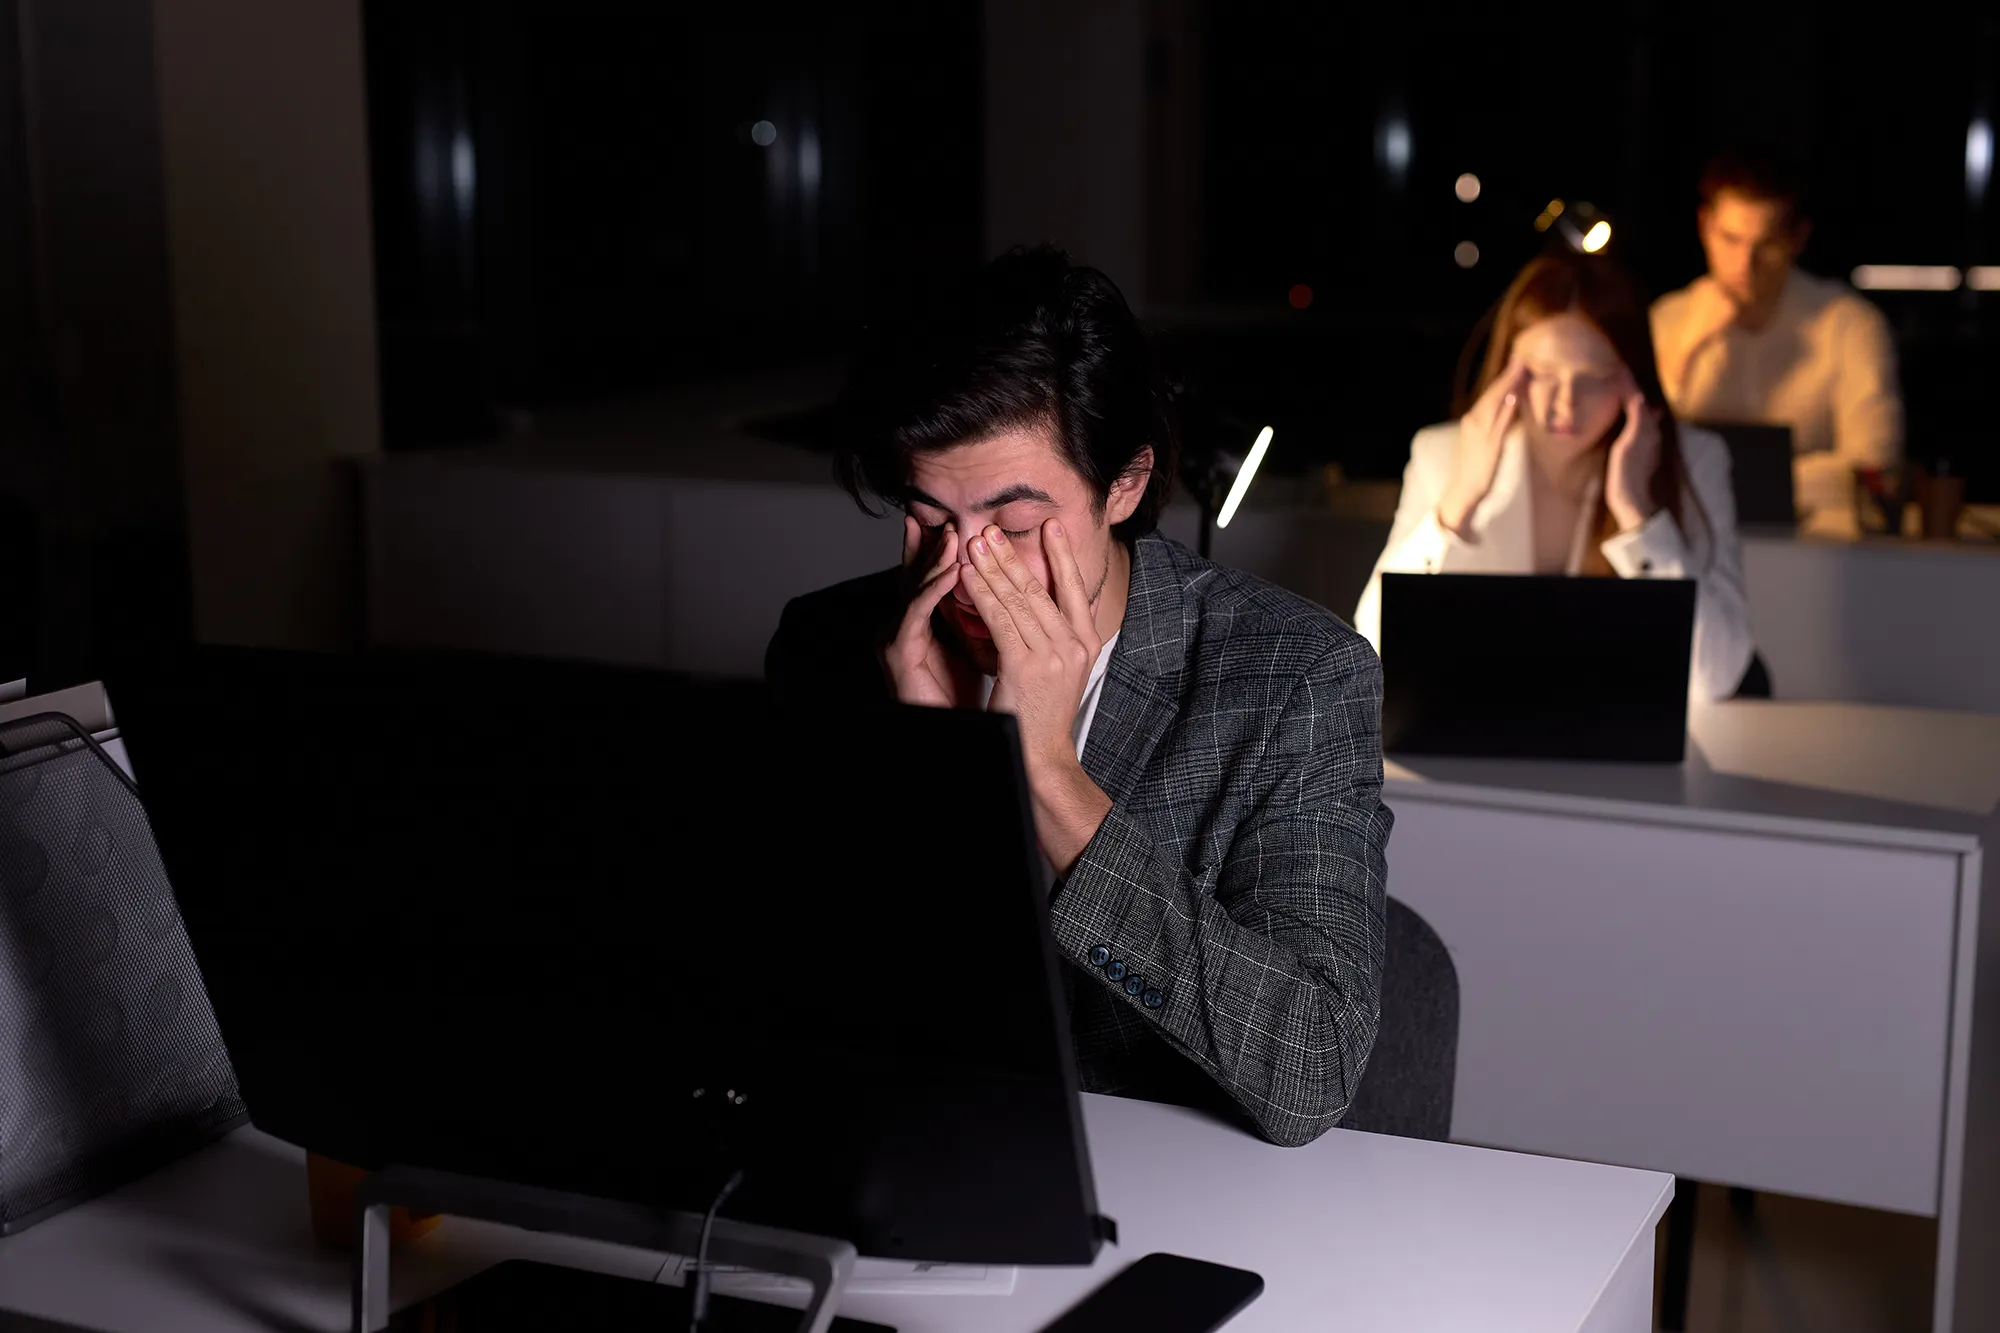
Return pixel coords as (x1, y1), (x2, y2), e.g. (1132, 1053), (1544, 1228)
(1039, 1253), (1265, 1332)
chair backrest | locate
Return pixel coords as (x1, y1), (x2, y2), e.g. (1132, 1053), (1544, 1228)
(1343, 897), (1458, 1141)
(0, 712), (245, 1234)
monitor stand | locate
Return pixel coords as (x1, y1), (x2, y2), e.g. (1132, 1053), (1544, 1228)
(352, 1164), (856, 1333)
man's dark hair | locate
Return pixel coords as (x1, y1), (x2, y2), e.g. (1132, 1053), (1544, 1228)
(834, 245), (1178, 543)
(1698, 147), (1811, 225)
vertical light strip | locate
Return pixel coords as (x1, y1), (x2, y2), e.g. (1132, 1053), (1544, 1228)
(1215, 427), (1275, 529)
(1968, 116), (1993, 204)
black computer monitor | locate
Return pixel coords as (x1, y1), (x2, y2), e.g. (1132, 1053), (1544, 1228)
(109, 648), (1108, 1266)
(1692, 420), (1797, 529)
(1379, 573), (1697, 762)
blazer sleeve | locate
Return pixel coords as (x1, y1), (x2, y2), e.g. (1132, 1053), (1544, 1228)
(1351, 433), (1471, 652)
(1044, 637), (1392, 1147)
(1598, 433), (1758, 700)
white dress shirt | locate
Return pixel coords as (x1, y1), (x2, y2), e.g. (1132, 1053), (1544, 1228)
(1651, 270), (1903, 515)
(978, 631), (1121, 759)
(1351, 422), (1756, 701)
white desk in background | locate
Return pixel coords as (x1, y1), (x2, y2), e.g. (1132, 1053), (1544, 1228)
(0, 1093), (1671, 1333)
(1741, 505), (2000, 716)
(362, 411), (2000, 718)
(1383, 699), (2000, 1333)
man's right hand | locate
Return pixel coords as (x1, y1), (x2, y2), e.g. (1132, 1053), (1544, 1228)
(883, 515), (974, 708)
(1658, 276), (1739, 400)
(1437, 360), (1528, 536)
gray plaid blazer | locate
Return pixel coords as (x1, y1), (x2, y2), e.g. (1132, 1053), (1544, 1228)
(766, 532), (1392, 1146)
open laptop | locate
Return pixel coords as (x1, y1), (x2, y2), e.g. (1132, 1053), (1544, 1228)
(1691, 420), (1797, 530)
(1379, 573), (1698, 762)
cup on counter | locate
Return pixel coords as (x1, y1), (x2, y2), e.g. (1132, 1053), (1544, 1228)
(306, 1151), (442, 1248)
(1914, 464), (1968, 542)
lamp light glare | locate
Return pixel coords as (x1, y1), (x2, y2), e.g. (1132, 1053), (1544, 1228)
(1215, 427), (1275, 530)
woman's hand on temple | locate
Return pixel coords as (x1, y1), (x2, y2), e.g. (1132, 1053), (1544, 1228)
(1605, 383), (1664, 534)
(1437, 360), (1529, 537)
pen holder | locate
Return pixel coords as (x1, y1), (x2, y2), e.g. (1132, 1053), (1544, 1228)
(1852, 466), (1908, 536)
(308, 1152), (441, 1248)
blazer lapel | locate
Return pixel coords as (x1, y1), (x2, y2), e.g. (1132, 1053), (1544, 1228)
(1080, 535), (1187, 807)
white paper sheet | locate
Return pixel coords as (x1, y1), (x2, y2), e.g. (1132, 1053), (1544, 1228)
(668, 1256), (1018, 1297)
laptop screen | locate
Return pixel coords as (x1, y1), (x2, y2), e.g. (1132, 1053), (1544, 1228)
(1379, 573), (1697, 762)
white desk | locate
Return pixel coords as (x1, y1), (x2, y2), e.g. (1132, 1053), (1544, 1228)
(1383, 699), (2000, 1332)
(0, 1094), (1671, 1333)
(1741, 512), (2000, 716)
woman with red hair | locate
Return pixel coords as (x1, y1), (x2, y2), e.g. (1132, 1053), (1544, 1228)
(1353, 251), (1756, 700)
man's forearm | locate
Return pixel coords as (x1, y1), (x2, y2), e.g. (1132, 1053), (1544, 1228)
(1025, 754), (1114, 877)
(1049, 800), (1389, 1146)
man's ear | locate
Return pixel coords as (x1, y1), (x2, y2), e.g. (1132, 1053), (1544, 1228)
(1105, 446), (1155, 527)
(1790, 217), (1813, 255)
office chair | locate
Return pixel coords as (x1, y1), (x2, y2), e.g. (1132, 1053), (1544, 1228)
(0, 712), (245, 1235)
(1734, 652), (1774, 700)
(1343, 897), (1459, 1142)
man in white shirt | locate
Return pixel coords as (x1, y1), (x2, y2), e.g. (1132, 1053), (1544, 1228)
(1650, 151), (1904, 517)
(764, 246), (1391, 1147)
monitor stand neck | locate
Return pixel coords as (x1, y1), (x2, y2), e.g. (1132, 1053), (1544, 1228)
(350, 1163), (856, 1333)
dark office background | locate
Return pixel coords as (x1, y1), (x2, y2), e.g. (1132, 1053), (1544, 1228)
(3, 0), (1997, 683)
(364, 0), (2000, 488)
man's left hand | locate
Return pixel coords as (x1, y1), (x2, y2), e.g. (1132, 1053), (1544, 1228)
(961, 520), (1115, 872)
(962, 519), (1100, 765)
(1606, 383), (1664, 534)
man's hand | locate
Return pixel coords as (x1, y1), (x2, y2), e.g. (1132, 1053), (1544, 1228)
(883, 515), (975, 708)
(1437, 360), (1528, 536)
(1658, 276), (1738, 401)
(1605, 382), (1664, 534)
(961, 519), (1114, 872)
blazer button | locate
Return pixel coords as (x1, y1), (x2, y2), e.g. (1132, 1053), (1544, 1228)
(1639, 559), (1654, 573)
(1124, 975), (1144, 996)
(1089, 945), (1111, 967)
(1105, 961), (1127, 982)
(1142, 988), (1164, 1009)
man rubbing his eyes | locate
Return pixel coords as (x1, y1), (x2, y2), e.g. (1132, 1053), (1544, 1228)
(765, 246), (1393, 1147)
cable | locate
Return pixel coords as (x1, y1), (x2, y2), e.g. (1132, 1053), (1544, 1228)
(689, 1167), (745, 1333)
